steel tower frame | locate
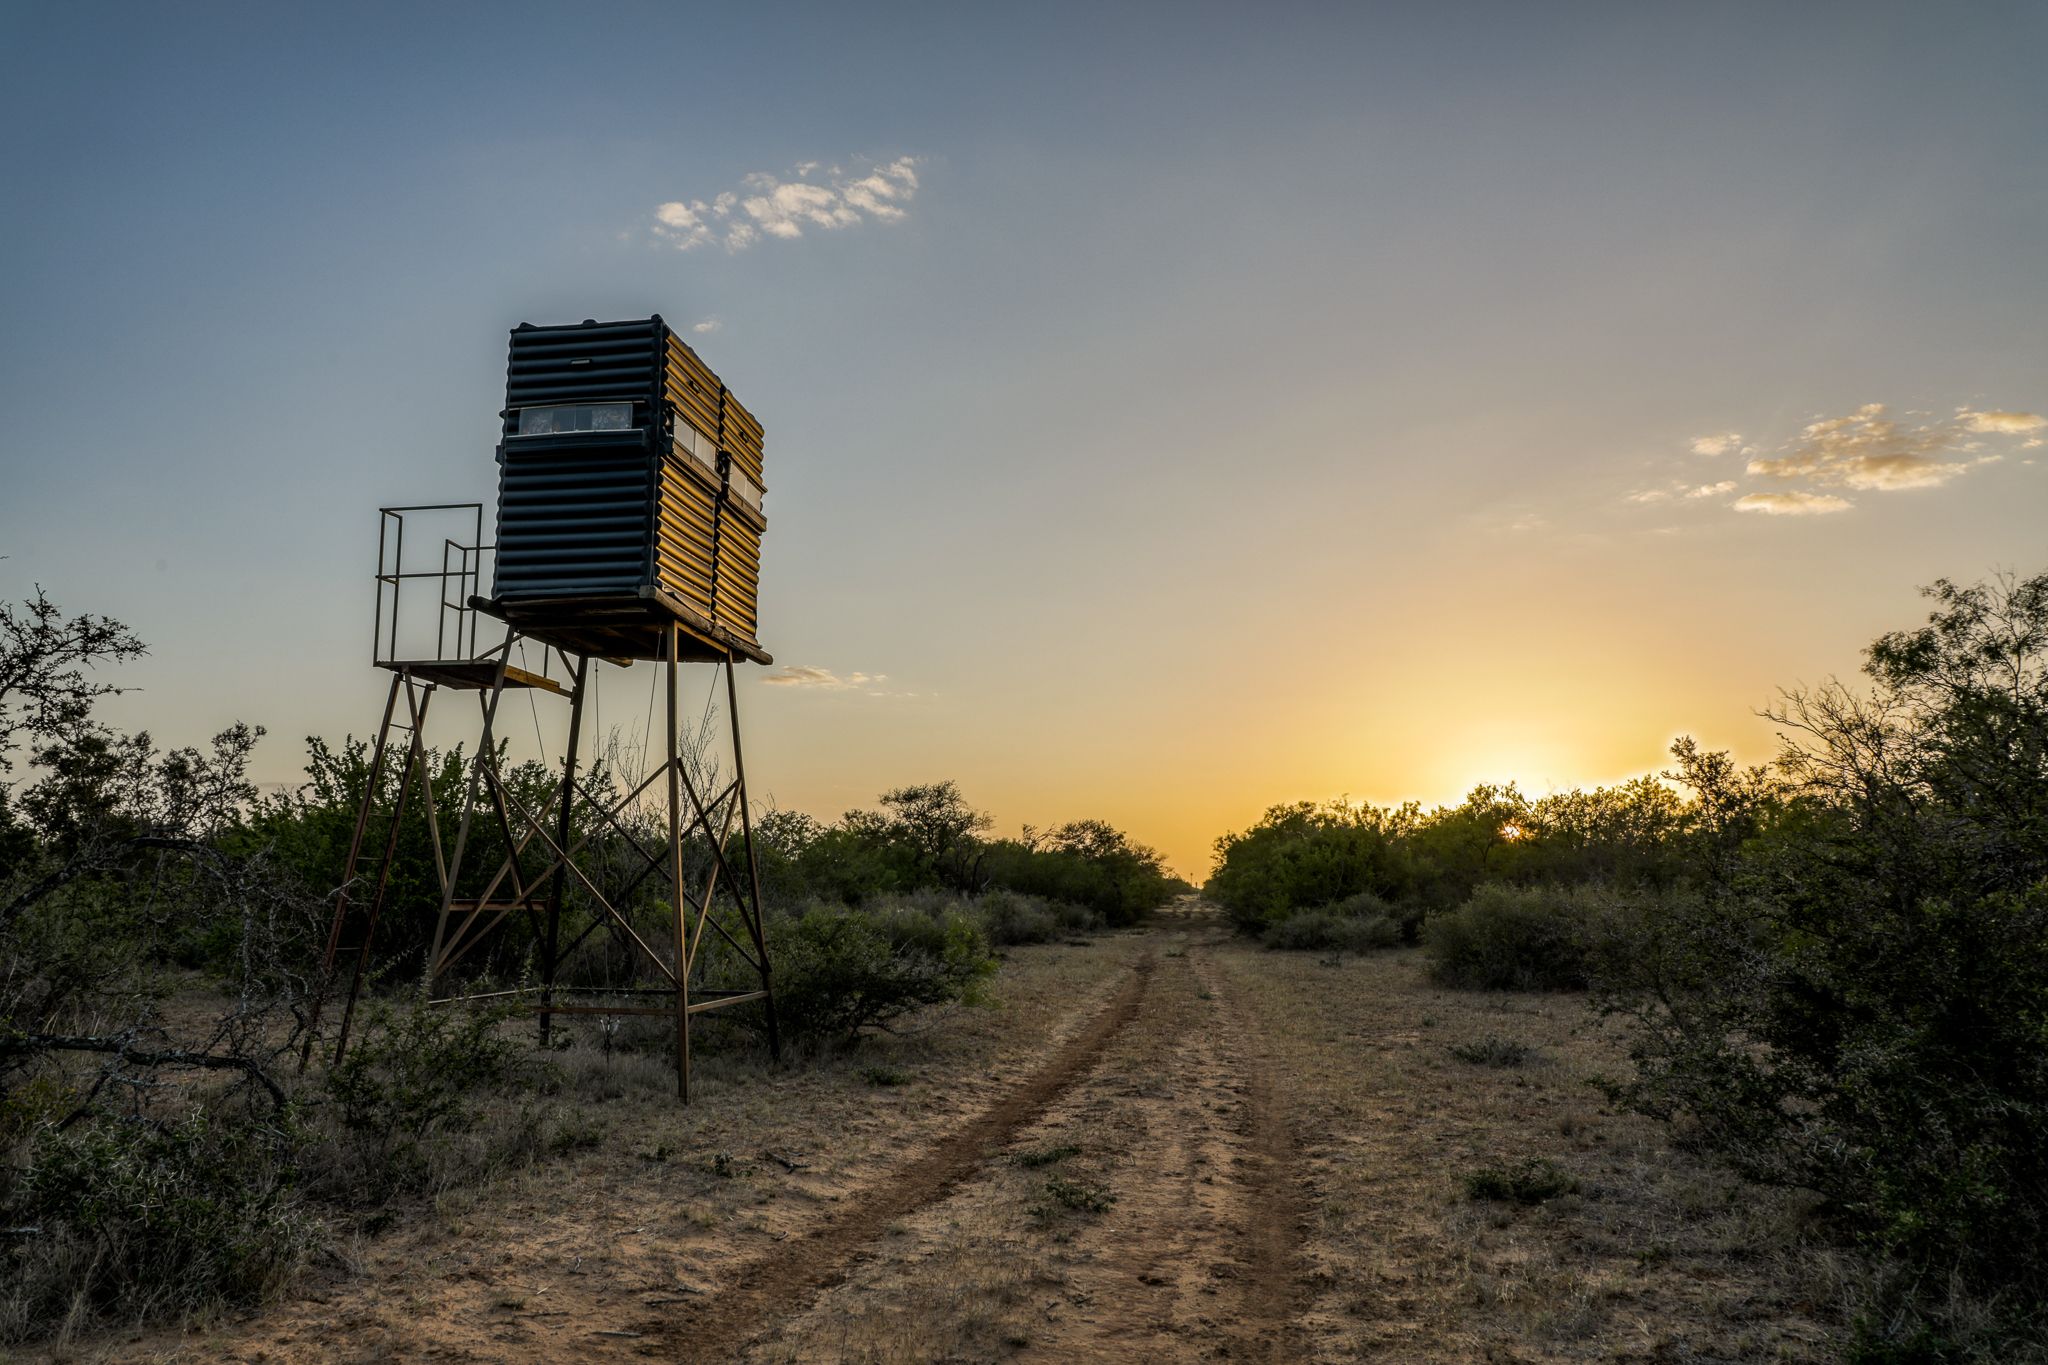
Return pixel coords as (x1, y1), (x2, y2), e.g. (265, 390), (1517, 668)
(302, 508), (778, 1100)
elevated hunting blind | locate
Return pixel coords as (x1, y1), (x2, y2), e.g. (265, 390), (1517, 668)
(489, 315), (770, 663)
(306, 313), (780, 1105)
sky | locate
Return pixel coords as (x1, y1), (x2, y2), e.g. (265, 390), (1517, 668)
(2, 1), (2045, 876)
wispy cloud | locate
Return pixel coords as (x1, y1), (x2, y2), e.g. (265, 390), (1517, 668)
(691, 317), (721, 334)
(1961, 409), (2046, 435)
(763, 665), (880, 688)
(1636, 401), (2041, 521)
(1746, 403), (2007, 491)
(761, 665), (912, 697)
(653, 157), (921, 253)
(1623, 479), (1737, 507)
(1732, 490), (1853, 516)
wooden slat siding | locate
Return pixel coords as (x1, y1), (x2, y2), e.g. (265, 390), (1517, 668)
(652, 530), (715, 581)
(707, 399), (727, 639)
(655, 540), (715, 588)
(655, 567), (715, 618)
(657, 484), (720, 538)
(666, 385), (723, 443)
(668, 383), (721, 434)
(722, 504), (763, 534)
(654, 556), (714, 600)
(718, 519), (761, 562)
(664, 337), (724, 433)
(666, 331), (720, 390)
(654, 516), (716, 576)
(716, 587), (757, 632)
(720, 595), (759, 636)
(714, 527), (761, 635)
(663, 327), (763, 481)
(722, 590), (759, 618)
(653, 466), (719, 616)
(721, 386), (764, 485)
(720, 525), (761, 559)
(657, 319), (765, 644)
(663, 362), (723, 429)
(725, 392), (763, 441)
(720, 569), (760, 607)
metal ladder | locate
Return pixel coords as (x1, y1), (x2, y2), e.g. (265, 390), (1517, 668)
(301, 669), (439, 1069)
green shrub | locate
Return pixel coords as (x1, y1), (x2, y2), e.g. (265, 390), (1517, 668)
(1449, 1036), (1537, 1067)
(1207, 802), (1416, 933)
(974, 889), (1060, 946)
(1013, 1142), (1080, 1168)
(1260, 905), (1402, 953)
(1050, 899), (1103, 933)
(1464, 1157), (1577, 1204)
(1, 1107), (314, 1341)
(1032, 1174), (1115, 1217)
(1605, 881), (2048, 1341)
(979, 821), (1178, 926)
(1423, 883), (1592, 990)
(768, 902), (996, 1044)
(306, 994), (547, 1204)
(1324, 889), (1395, 919)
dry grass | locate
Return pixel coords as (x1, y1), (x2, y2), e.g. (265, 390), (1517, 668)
(77, 936), (1140, 1364)
(59, 907), (1841, 1363)
(1215, 938), (1838, 1362)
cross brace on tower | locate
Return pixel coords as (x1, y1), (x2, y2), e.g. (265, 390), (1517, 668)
(302, 621), (780, 1102)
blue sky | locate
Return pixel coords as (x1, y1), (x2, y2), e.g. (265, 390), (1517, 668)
(4, 2), (2045, 873)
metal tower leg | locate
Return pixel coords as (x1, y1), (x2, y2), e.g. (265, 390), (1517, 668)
(305, 670), (436, 1070)
(539, 655), (590, 1047)
(667, 626), (692, 1101)
(725, 652), (781, 1063)
(428, 633), (514, 984)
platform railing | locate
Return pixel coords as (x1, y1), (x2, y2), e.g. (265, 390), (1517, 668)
(373, 504), (491, 667)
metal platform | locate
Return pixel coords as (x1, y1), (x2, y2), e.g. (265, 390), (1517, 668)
(376, 658), (569, 694)
(474, 588), (772, 666)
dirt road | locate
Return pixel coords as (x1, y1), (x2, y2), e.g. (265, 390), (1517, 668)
(103, 903), (1832, 1363)
(726, 912), (1309, 1362)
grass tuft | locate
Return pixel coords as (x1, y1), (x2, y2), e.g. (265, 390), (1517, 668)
(1449, 1036), (1538, 1068)
(1033, 1175), (1115, 1217)
(1012, 1142), (1081, 1169)
(1465, 1157), (1578, 1205)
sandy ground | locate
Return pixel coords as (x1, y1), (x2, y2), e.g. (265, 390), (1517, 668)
(48, 901), (1835, 1363)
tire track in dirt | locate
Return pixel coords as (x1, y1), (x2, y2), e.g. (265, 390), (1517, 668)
(995, 925), (1311, 1363)
(739, 911), (1308, 1363)
(641, 952), (1157, 1357)
(1194, 944), (1313, 1362)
